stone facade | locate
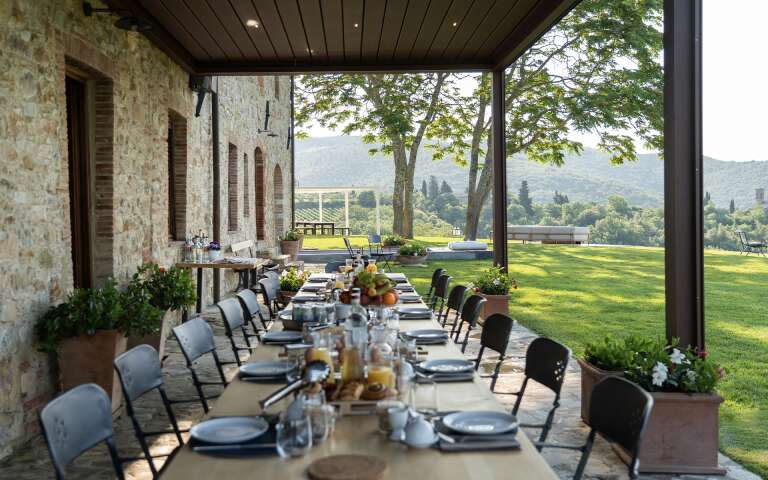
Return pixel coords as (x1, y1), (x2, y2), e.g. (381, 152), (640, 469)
(0, 0), (292, 459)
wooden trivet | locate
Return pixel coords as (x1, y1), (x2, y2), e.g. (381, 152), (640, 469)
(307, 454), (387, 480)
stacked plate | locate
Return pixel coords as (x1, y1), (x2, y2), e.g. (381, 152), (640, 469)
(290, 293), (322, 303)
(238, 361), (296, 382)
(396, 306), (432, 320)
(307, 274), (334, 283)
(394, 283), (415, 292)
(441, 411), (518, 436)
(398, 292), (422, 303)
(261, 330), (304, 345)
(300, 283), (324, 292)
(416, 359), (475, 383)
(386, 273), (408, 284)
(402, 329), (448, 345)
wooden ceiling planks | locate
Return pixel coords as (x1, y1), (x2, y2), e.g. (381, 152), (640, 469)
(121, 0), (580, 72)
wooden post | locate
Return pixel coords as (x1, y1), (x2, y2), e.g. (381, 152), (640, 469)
(318, 192), (323, 223)
(491, 69), (508, 271)
(344, 191), (350, 230)
(663, 0), (704, 350)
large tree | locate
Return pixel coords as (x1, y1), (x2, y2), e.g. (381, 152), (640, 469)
(295, 73), (454, 237)
(430, 0), (663, 240)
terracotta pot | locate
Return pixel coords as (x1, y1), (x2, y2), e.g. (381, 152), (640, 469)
(396, 254), (427, 266)
(58, 329), (127, 412)
(127, 309), (180, 364)
(614, 392), (725, 474)
(478, 293), (509, 319)
(576, 358), (623, 425)
(279, 289), (297, 303)
(280, 239), (300, 261)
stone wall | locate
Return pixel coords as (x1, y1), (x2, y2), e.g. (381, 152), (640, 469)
(0, 0), (292, 458)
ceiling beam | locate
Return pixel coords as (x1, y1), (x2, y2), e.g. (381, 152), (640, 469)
(194, 62), (493, 75)
(491, 0), (582, 70)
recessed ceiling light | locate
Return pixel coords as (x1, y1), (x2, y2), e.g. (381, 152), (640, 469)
(452, 21), (458, 27)
(246, 19), (259, 28)
(353, 23), (359, 28)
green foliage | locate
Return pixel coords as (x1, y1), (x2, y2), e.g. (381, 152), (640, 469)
(35, 279), (161, 353)
(281, 229), (301, 241)
(134, 263), (196, 312)
(398, 242), (427, 256)
(428, 176), (439, 200)
(519, 181), (534, 217)
(382, 234), (407, 247)
(280, 267), (308, 292)
(357, 190), (376, 208)
(473, 266), (517, 295)
(584, 335), (664, 371)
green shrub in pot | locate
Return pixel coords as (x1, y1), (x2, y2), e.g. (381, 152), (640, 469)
(134, 263), (196, 312)
(398, 242), (427, 257)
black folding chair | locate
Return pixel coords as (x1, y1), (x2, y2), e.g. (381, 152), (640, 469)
(536, 376), (654, 479)
(236, 288), (268, 338)
(736, 230), (766, 255)
(452, 294), (486, 353)
(472, 325), (571, 447)
(325, 261), (346, 273)
(427, 274), (452, 319)
(343, 237), (361, 259)
(39, 383), (125, 480)
(114, 345), (187, 478)
(172, 317), (228, 413)
(425, 268), (446, 305)
(367, 234), (393, 272)
(216, 298), (260, 366)
(440, 284), (468, 329)
(257, 277), (280, 327)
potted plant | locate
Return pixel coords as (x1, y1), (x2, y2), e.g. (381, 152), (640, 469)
(36, 280), (160, 411)
(207, 241), (222, 261)
(580, 335), (726, 474)
(280, 229), (302, 261)
(395, 241), (428, 265)
(279, 267), (308, 303)
(471, 266), (517, 319)
(126, 264), (196, 361)
(382, 235), (407, 248)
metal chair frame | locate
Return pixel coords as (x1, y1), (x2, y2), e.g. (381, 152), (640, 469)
(256, 277), (280, 328)
(367, 234), (393, 271)
(236, 288), (268, 338)
(113, 345), (188, 478)
(440, 284), (468, 328)
(172, 317), (229, 413)
(472, 325), (571, 448)
(39, 383), (125, 480)
(736, 230), (767, 255)
(428, 274), (452, 319)
(216, 297), (260, 366)
(535, 376), (654, 479)
(425, 268), (446, 306)
(451, 294), (486, 353)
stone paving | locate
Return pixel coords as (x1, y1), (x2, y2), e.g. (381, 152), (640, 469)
(0, 284), (761, 479)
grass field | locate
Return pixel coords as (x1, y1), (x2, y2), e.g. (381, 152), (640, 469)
(302, 235), (491, 250)
(394, 245), (768, 477)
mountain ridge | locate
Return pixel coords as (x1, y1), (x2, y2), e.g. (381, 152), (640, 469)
(295, 136), (767, 209)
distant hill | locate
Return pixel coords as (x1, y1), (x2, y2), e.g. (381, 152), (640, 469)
(295, 136), (768, 209)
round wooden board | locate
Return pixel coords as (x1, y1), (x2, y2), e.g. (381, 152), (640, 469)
(307, 454), (387, 480)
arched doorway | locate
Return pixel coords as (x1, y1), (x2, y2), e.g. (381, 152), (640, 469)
(254, 147), (265, 240)
(273, 164), (284, 236)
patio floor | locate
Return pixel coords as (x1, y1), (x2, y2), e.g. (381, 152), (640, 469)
(0, 270), (758, 479)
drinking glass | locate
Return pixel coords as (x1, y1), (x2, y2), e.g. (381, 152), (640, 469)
(305, 403), (335, 444)
(276, 415), (313, 458)
(412, 378), (439, 416)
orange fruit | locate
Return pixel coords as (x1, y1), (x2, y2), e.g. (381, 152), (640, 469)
(382, 291), (397, 305)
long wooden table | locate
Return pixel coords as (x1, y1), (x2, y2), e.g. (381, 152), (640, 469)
(161, 275), (557, 479)
(176, 258), (268, 314)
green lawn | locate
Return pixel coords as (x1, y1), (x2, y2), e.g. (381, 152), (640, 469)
(302, 235), (491, 250)
(395, 244), (768, 477)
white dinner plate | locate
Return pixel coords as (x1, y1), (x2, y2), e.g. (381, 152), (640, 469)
(419, 359), (474, 374)
(262, 331), (304, 344)
(238, 361), (295, 377)
(442, 411), (518, 436)
(190, 417), (269, 444)
(404, 329), (448, 339)
(397, 306), (431, 315)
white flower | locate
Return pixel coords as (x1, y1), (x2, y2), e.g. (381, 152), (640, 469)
(669, 348), (685, 365)
(686, 370), (697, 382)
(651, 362), (668, 386)
(492, 279), (501, 286)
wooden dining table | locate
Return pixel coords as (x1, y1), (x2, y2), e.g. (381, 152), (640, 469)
(161, 273), (557, 479)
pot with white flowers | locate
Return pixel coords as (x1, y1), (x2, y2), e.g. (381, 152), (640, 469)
(579, 335), (725, 475)
(471, 266), (517, 321)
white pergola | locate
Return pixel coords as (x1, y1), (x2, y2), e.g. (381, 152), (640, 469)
(295, 186), (382, 235)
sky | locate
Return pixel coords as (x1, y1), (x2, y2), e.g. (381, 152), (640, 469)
(303, 1), (768, 162)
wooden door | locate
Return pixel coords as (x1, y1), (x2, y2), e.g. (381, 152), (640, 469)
(65, 75), (93, 288)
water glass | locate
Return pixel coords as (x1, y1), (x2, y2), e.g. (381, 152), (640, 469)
(411, 379), (439, 416)
(305, 403), (335, 444)
(276, 415), (313, 458)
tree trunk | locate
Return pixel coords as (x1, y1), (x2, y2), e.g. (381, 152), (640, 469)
(403, 157), (417, 238)
(464, 150), (493, 240)
(391, 143), (408, 236)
